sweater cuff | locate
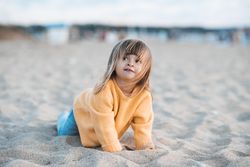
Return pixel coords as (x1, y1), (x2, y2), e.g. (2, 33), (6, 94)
(102, 141), (123, 152)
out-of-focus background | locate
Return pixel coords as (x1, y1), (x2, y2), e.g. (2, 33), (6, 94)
(0, 0), (250, 45)
(1, 1), (250, 167)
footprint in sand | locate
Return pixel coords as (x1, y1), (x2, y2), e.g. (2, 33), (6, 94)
(209, 124), (232, 146)
(237, 112), (250, 122)
(182, 121), (232, 167)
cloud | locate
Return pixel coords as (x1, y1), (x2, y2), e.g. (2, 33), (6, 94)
(0, 0), (249, 27)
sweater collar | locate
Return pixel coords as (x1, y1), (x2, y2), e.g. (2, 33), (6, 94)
(112, 78), (143, 99)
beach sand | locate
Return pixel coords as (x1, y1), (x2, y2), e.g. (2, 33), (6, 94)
(0, 40), (250, 167)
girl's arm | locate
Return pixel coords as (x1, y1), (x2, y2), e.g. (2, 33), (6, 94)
(131, 93), (155, 150)
(89, 90), (123, 152)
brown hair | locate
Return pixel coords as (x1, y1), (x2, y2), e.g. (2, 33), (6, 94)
(94, 39), (152, 94)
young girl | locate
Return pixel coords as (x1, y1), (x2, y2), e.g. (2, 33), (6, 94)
(57, 39), (154, 152)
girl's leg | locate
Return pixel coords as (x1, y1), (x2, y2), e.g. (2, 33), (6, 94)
(57, 108), (79, 136)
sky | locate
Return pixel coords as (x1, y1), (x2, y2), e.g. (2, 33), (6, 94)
(0, 0), (250, 28)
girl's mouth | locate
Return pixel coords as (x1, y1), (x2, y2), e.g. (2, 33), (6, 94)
(124, 68), (135, 73)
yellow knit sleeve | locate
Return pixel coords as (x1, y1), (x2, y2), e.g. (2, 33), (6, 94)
(89, 85), (122, 152)
(131, 92), (155, 150)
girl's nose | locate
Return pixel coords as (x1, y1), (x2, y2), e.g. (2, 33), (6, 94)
(127, 60), (134, 66)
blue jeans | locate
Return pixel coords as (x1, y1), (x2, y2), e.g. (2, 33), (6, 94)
(57, 108), (79, 136)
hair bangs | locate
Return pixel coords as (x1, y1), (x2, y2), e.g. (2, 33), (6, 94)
(125, 41), (147, 58)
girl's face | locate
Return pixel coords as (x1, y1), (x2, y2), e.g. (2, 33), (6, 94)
(115, 54), (143, 82)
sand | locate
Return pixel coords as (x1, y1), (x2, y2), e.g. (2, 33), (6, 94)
(0, 39), (250, 167)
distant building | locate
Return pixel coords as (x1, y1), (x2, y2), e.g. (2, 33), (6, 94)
(1, 24), (249, 46)
(46, 24), (69, 45)
(26, 25), (47, 41)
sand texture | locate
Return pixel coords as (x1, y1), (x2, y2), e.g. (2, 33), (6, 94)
(0, 40), (250, 167)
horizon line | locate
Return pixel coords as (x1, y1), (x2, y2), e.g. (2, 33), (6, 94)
(1, 22), (250, 30)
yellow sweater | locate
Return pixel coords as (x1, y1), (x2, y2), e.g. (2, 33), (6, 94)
(73, 79), (154, 152)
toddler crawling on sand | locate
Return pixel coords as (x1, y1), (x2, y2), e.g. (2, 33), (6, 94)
(57, 39), (154, 152)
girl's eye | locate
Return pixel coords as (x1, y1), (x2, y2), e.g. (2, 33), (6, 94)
(123, 57), (128, 60)
(135, 59), (142, 63)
